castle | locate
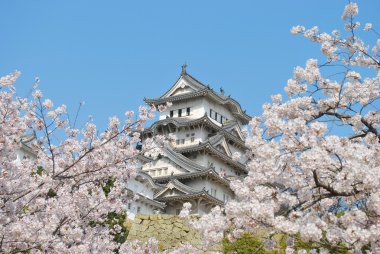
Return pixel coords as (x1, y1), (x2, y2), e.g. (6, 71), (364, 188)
(126, 65), (250, 217)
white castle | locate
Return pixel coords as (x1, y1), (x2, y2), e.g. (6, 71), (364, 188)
(126, 65), (250, 217)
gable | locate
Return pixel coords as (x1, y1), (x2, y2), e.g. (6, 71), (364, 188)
(156, 188), (187, 198)
(168, 81), (196, 96)
(213, 137), (232, 157)
(165, 78), (199, 97)
(231, 129), (243, 139)
(223, 123), (244, 140)
(154, 181), (193, 199)
(160, 74), (206, 99)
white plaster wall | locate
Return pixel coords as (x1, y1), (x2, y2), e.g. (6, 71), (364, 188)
(127, 178), (155, 199)
(170, 86), (194, 96)
(142, 158), (187, 177)
(194, 154), (242, 177)
(164, 202), (185, 215)
(126, 175), (163, 219)
(159, 97), (205, 120)
(170, 128), (203, 148)
(126, 200), (161, 219)
(203, 99), (236, 125)
(184, 178), (233, 203)
(16, 147), (36, 162)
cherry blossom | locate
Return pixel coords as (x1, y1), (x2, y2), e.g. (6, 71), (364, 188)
(0, 72), (159, 253)
(189, 2), (380, 253)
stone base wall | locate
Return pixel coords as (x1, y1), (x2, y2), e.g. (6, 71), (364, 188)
(127, 214), (218, 251)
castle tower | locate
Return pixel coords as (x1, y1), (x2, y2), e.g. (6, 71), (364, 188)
(142, 65), (250, 215)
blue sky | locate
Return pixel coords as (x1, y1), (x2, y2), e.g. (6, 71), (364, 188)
(1, 1), (379, 131)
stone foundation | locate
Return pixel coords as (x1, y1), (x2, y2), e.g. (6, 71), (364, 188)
(127, 214), (219, 251)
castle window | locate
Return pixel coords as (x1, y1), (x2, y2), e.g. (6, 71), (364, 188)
(176, 209), (181, 215)
(178, 109), (182, 117)
(170, 110), (174, 118)
(176, 140), (180, 145)
(137, 207), (141, 213)
(186, 107), (191, 116)
(209, 109), (213, 117)
(191, 137), (195, 142)
(128, 203), (131, 210)
(186, 134), (190, 137)
(181, 139), (185, 144)
(191, 133), (195, 136)
(214, 112), (218, 121)
(220, 116), (223, 124)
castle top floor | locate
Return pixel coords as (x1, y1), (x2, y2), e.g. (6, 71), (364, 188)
(144, 65), (251, 127)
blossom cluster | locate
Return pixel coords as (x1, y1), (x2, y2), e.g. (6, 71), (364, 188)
(188, 2), (380, 253)
(0, 72), (162, 253)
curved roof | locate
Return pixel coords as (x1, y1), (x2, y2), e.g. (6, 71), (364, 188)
(19, 133), (37, 156)
(155, 192), (224, 207)
(144, 71), (251, 125)
(174, 137), (247, 173)
(153, 168), (230, 187)
(144, 115), (246, 148)
(154, 179), (224, 206)
(134, 171), (162, 190)
(126, 188), (166, 209)
(154, 179), (199, 198)
(136, 154), (154, 163)
(163, 147), (207, 172)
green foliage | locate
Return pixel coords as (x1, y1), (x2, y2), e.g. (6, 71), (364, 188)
(222, 232), (352, 254)
(335, 211), (346, 218)
(222, 233), (279, 254)
(36, 166), (44, 176)
(47, 188), (57, 198)
(293, 234), (350, 254)
(22, 206), (29, 214)
(101, 178), (115, 197)
(89, 211), (129, 253)
(105, 212), (129, 244)
(90, 177), (128, 245)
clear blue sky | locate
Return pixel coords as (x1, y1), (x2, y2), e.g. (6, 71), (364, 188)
(1, 1), (379, 131)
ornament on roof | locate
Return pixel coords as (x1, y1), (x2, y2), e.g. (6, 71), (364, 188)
(181, 63), (187, 75)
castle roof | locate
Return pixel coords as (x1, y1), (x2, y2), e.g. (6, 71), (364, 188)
(144, 67), (251, 125)
(143, 114), (246, 148)
(153, 168), (230, 187)
(134, 171), (162, 190)
(126, 188), (166, 209)
(153, 179), (224, 206)
(174, 135), (247, 173)
(162, 147), (207, 172)
(19, 133), (37, 157)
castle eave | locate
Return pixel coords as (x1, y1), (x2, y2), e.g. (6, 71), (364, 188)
(153, 169), (230, 187)
(126, 189), (166, 209)
(175, 144), (247, 173)
(155, 191), (224, 207)
(145, 89), (251, 125)
(143, 115), (246, 148)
